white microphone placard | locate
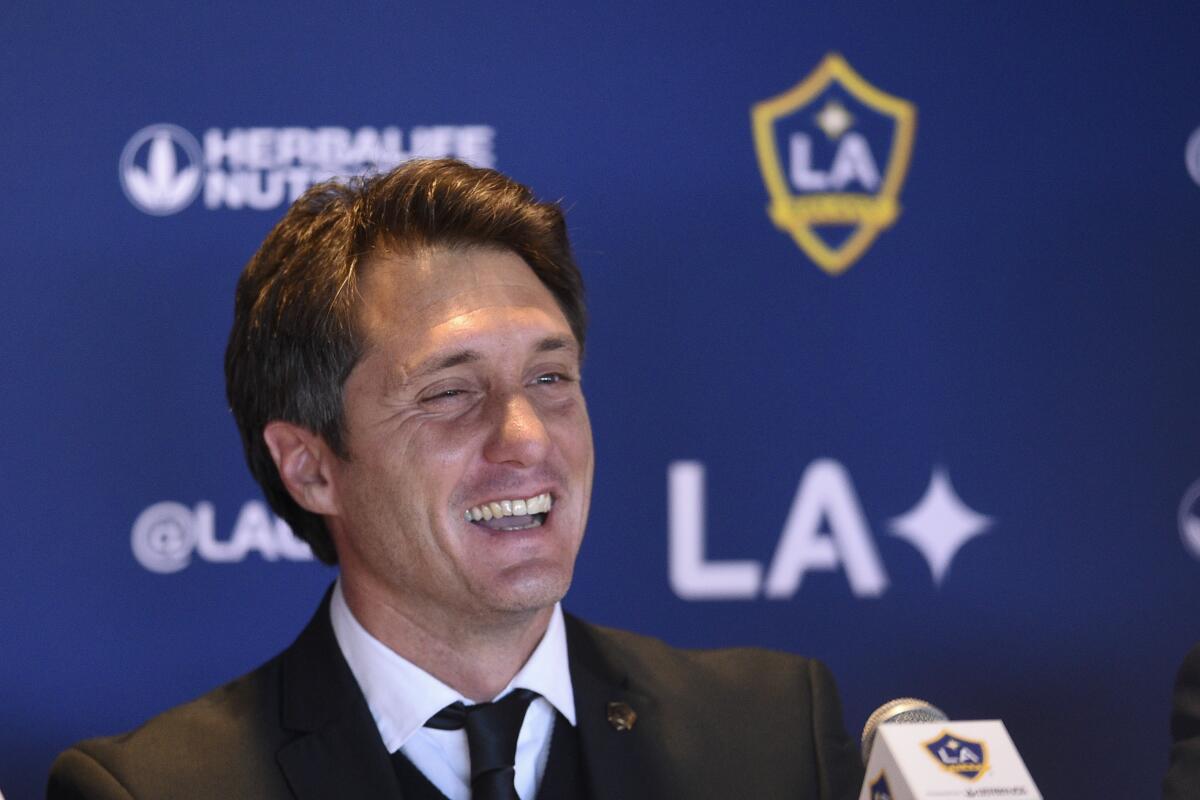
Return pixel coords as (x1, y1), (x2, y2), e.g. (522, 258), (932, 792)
(859, 720), (1041, 800)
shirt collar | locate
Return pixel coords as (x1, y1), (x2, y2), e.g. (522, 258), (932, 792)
(329, 579), (576, 753)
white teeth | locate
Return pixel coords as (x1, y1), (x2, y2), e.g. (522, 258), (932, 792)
(466, 492), (553, 523)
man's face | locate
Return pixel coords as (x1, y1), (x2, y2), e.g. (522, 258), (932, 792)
(326, 246), (593, 625)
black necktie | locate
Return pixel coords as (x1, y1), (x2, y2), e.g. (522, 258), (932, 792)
(425, 688), (538, 800)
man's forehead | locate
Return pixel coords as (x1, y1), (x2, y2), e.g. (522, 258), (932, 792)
(351, 245), (578, 387)
(401, 333), (579, 380)
(355, 245), (563, 333)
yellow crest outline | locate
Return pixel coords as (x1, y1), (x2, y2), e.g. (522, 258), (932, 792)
(751, 53), (916, 275)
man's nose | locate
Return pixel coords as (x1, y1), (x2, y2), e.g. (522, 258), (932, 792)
(482, 391), (551, 466)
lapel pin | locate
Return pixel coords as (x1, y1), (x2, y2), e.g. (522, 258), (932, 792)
(606, 701), (637, 732)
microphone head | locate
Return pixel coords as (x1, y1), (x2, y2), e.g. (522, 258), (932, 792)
(860, 697), (948, 765)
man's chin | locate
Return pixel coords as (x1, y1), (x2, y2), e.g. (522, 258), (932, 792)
(478, 564), (573, 617)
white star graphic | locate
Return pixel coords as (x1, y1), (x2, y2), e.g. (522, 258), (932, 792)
(814, 99), (854, 139)
(888, 468), (992, 586)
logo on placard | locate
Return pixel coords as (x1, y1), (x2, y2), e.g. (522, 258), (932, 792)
(131, 500), (314, 573)
(868, 771), (892, 799)
(119, 123), (497, 216)
(751, 53), (916, 275)
(119, 124), (204, 216)
(924, 730), (989, 780)
(1179, 478), (1200, 560)
(1187, 127), (1200, 187)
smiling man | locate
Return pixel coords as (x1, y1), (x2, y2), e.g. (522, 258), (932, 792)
(49, 160), (863, 799)
(285, 244), (594, 705)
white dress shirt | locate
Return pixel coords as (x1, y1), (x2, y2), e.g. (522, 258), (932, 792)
(329, 581), (577, 800)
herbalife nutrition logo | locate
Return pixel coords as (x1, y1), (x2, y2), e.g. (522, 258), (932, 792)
(119, 124), (204, 216)
(119, 122), (496, 216)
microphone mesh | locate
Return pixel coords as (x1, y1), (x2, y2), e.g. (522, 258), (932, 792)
(860, 697), (948, 765)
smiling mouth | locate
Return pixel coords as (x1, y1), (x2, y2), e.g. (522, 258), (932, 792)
(464, 492), (553, 531)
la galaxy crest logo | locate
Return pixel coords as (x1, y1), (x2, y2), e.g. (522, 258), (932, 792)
(923, 730), (989, 780)
(751, 53), (916, 275)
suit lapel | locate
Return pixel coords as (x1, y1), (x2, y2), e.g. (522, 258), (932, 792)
(565, 614), (671, 800)
(275, 587), (404, 799)
(272, 595), (681, 799)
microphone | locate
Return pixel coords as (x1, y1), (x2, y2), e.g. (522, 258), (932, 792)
(857, 698), (1041, 800)
(860, 697), (947, 765)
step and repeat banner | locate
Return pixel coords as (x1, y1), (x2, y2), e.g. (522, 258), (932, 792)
(4, 3), (1199, 798)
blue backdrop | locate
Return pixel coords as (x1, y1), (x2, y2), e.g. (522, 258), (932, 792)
(4, 3), (1199, 797)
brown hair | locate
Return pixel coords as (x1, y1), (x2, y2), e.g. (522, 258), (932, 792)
(224, 158), (586, 564)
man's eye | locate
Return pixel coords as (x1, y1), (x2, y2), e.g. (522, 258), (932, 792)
(422, 388), (467, 403)
(533, 373), (569, 385)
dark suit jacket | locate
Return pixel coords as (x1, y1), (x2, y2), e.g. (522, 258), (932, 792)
(1164, 643), (1200, 800)
(48, 593), (863, 799)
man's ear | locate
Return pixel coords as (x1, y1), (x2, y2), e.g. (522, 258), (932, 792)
(262, 421), (341, 517)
